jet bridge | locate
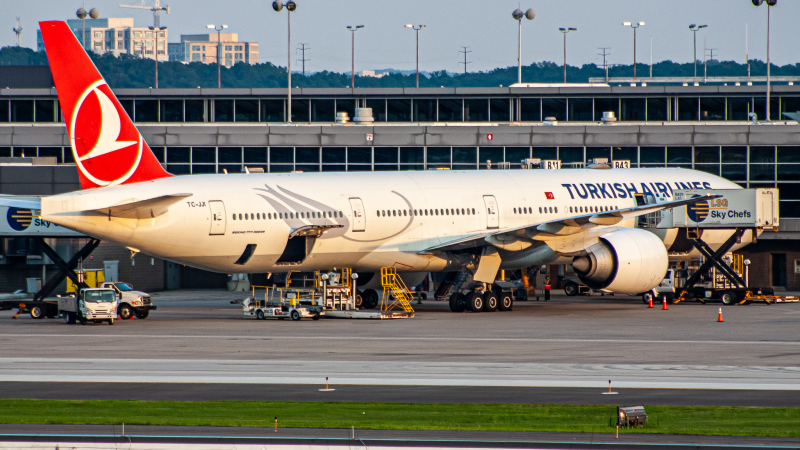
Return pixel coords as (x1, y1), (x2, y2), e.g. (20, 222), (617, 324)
(652, 188), (780, 304)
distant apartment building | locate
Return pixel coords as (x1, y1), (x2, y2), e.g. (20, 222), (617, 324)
(168, 33), (258, 67)
(37, 18), (167, 61)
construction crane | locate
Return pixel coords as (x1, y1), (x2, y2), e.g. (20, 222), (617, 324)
(12, 17), (22, 47)
(118, 0), (170, 28)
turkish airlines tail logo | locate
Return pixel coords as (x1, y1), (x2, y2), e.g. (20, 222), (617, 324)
(39, 21), (171, 189)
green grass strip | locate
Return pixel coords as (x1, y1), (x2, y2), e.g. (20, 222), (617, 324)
(0, 399), (798, 438)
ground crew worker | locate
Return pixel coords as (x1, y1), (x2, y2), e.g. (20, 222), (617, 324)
(544, 277), (551, 301)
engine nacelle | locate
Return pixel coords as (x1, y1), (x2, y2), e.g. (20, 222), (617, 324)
(571, 228), (668, 294)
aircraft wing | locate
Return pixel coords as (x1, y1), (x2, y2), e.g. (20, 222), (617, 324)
(423, 194), (720, 253)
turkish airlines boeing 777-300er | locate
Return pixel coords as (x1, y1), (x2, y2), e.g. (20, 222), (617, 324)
(37, 20), (751, 309)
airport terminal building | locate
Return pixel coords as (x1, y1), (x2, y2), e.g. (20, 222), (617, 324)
(1, 79), (800, 291)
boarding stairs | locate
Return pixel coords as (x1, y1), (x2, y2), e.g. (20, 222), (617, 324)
(380, 267), (415, 313)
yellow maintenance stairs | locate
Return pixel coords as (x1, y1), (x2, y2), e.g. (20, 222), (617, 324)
(380, 267), (415, 315)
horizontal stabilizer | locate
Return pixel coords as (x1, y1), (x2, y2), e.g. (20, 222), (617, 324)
(94, 193), (192, 219)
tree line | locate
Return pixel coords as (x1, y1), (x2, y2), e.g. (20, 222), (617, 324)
(1, 45), (798, 89)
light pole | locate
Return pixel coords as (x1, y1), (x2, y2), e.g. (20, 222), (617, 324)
(558, 27), (577, 83)
(404, 24), (426, 88)
(752, 0), (777, 121)
(206, 24), (227, 89)
(272, 1), (297, 122)
(76, 7), (99, 51)
(347, 25), (364, 89)
(149, 26), (167, 88)
(512, 9), (535, 84)
(689, 24), (707, 81)
(622, 22), (645, 79)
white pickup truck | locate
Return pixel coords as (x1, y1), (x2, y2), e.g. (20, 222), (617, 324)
(100, 282), (157, 320)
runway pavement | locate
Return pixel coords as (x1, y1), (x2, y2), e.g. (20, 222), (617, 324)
(3, 381), (800, 406)
(0, 290), (798, 403)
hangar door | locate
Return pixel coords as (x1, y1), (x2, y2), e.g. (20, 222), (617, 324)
(209, 200), (227, 235)
(349, 198), (366, 232)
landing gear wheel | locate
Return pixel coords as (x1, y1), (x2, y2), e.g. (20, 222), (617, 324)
(466, 292), (484, 312)
(30, 306), (44, 319)
(642, 292), (654, 304)
(449, 292), (465, 312)
(498, 293), (513, 311)
(564, 282), (579, 297)
(256, 310), (265, 320)
(290, 310), (301, 321)
(363, 289), (379, 310)
(483, 292), (498, 312)
(135, 311), (149, 319)
(118, 304), (133, 320)
(354, 290), (364, 309)
(720, 291), (736, 306)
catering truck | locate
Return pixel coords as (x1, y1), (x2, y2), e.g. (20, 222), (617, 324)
(59, 287), (117, 325)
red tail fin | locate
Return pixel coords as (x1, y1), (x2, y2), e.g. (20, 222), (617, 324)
(39, 21), (171, 189)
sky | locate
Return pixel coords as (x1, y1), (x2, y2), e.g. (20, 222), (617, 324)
(5, 1), (799, 74)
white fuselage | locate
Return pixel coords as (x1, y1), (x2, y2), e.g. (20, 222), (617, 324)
(41, 168), (746, 274)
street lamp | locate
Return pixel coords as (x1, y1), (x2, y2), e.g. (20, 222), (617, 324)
(622, 22), (645, 79)
(347, 25), (364, 89)
(752, 0), (777, 121)
(149, 26), (167, 89)
(272, 0), (297, 122)
(75, 7), (99, 51)
(689, 24), (708, 80)
(558, 27), (577, 83)
(206, 24), (227, 89)
(512, 9), (535, 85)
(404, 24), (426, 88)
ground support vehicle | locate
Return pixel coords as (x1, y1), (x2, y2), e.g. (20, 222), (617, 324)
(563, 275), (594, 296)
(650, 229), (775, 306)
(101, 282), (157, 320)
(59, 288), (117, 325)
(243, 288), (323, 321)
(646, 188), (781, 306)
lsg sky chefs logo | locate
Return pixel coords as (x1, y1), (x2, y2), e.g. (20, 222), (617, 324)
(687, 196), (751, 223)
(7, 207), (34, 231)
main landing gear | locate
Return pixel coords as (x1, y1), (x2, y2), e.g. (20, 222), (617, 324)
(448, 287), (513, 313)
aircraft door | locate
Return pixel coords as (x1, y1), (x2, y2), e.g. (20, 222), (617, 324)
(349, 197), (366, 232)
(483, 195), (499, 229)
(209, 200), (227, 235)
(761, 190), (774, 226)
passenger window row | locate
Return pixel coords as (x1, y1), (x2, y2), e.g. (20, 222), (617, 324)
(569, 205), (617, 214)
(232, 211), (344, 221)
(376, 208), (478, 217)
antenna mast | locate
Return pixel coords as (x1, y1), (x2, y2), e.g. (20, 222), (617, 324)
(118, 0), (170, 28)
(12, 17), (22, 47)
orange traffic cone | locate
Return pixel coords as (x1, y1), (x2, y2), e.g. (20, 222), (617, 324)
(662, 296), (668, 310)
(717, 307), (724, 323)
(648, 296), (654, 308)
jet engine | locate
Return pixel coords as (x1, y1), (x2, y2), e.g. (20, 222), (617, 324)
(571, 228), (668, 294)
